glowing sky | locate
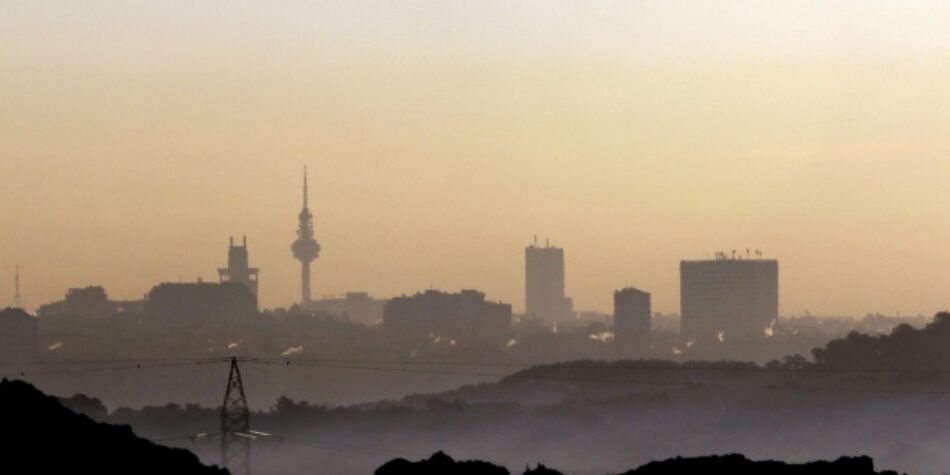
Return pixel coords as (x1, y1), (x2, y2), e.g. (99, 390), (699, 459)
(3, 1), (950, 315)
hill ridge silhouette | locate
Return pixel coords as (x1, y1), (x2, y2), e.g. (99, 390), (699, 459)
(376, 451), (901, 475)
(0, 378), (227, 475)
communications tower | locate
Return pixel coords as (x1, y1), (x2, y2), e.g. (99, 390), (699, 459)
(290, 167), (320, 305)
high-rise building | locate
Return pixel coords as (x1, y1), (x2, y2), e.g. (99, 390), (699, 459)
(680, 257), (778, 341)
(525, 238), (572, 322)
(291, 167), (321, 305)
(614, 287), (651, 356)
(218, 236), (259, 298)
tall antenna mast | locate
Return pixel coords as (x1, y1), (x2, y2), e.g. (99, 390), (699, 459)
(303, 165), (309, 210)
(221, 357), (251, 475)
(291, 166), (321, 305)
(13, 265), (21, 309)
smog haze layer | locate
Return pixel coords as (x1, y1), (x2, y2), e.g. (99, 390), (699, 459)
(3, 1), (950, 315)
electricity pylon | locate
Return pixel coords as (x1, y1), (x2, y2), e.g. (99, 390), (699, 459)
(221, 357), (251, 475)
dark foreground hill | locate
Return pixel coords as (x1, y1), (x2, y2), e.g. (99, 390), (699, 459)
(621, 454), (899, 475)
(377, 452), (900, 475)
(376, 451), (559, 475)
(0, 379), (227, 475)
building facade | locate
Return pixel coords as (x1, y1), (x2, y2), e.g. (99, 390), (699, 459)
(145, 282), (257, 321)
(305, 292), (388, 325)
(218, 236), (259, 299)
(525, 239), (573, 322)
(37, 286), (145, 319)
(384, 289), (511, 345)
(680, 258), (779, 341)
(614, 287), (651, 356)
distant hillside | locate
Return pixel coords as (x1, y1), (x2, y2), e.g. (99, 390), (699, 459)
(377, 452), (899, 475)
(812, 311), (950, 370)
(387, 312), (950, 408)
(0, 379), (227, 475)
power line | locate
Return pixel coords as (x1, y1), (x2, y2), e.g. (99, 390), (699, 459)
(0, 359), (227, 378)
(152, 432), (222, 443)
(11, 355), (950, 375)
(243, 359), (950, 396)
(250, 359), (503, 378)
(245, 356), (950, 375)
(0, 356), (231, 367)
(4, 355), (950, 396)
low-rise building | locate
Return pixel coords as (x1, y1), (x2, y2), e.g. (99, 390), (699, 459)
(384, 289), (511, 345)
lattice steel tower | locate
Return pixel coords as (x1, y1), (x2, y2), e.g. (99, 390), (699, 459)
(221, 357), (251, 475)
(291, 166), (321, 305)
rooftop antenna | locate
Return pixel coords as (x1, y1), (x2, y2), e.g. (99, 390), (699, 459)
(13, 265), (21, 309)
(546, 237), (550, 248)
(534, 235), (537, 246)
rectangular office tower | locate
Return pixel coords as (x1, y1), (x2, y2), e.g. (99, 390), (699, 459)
(525, 240), (573, 322)
(680, 258), (778, 341)
(614, 288), (651, 356)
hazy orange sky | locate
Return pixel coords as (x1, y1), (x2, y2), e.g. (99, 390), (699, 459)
(3, 1), (950, 315)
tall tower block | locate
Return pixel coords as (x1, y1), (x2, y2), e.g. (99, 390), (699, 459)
(614, 287), (651, 357)
(291, 167), (321, 305)
(524, 238), (572, 322)
(680, 257), (778, 341)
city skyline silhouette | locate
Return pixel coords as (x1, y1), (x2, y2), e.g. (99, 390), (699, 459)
(4, 3), (950, 316)
(2, 4), (950, 474)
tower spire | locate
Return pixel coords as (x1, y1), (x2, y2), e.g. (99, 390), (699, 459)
(303, 166), (309, 210)
(13, 265), (21, 309)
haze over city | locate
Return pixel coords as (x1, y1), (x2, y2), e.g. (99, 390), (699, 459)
(5, 3), (950, 475)
(4, 1), (950, 316)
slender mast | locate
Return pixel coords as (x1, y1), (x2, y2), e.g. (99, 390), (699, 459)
(291, 167), (320, 306)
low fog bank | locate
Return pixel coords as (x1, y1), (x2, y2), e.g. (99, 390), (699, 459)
(18, 362), (498, 410)
(75, 379), (942, 475)
(51, 313), (950, 475)
(12, 312), (925, 410)
(59, 387), (950, 473)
